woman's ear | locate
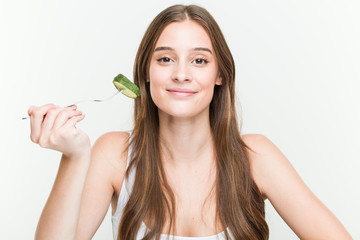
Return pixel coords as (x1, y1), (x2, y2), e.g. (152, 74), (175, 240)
(215, 75), (222, 85)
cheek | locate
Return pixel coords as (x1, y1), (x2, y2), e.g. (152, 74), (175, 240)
(148, 68), (164, 106)
(149, 64), (167, 87)
(197, 77), (218, 105)
(149, 81), (161, 107)
(196, 73), (218, 93)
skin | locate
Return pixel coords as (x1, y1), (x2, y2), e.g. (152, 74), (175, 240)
(30, 20), (352, 239)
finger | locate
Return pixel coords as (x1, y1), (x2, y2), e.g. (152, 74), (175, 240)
(40, 106), (80, 141)
(52, 108), (83, 130)
(29, 104), (58, 143)
(27, 105), (35, 116)
(41, 107), (66, 133)
(63, 113), (86, 130)
(41, 105), (77, 130)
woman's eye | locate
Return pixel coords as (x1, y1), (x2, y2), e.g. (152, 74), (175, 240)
(157, 57), (172, 63)
(192, 58), (209, 65)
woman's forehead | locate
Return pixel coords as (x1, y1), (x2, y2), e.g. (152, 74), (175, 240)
(155, 20), (213, 52)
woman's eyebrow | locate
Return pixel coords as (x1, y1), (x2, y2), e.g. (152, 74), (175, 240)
(154, 46), (174, 52)
(153, 46), (212, 54)
(191, 47), (212, 54)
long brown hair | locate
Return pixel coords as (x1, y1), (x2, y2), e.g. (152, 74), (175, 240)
(118, 4), (269, 239)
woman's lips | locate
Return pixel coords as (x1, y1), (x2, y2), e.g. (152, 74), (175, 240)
(166, 88), (197, 97)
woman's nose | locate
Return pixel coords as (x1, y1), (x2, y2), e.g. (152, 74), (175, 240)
(171, 61), (191, 82)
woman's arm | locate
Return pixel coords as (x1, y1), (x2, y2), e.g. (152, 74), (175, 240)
(242, 134), (352, 240)
(75, 131), (128, 239)
(35, 152), (91, 239)
(29, 105), (128, 239)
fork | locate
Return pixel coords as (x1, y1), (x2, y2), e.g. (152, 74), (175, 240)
(22, 91), (120, 120)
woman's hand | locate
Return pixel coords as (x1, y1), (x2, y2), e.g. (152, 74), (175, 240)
(28, 104), (91, 159)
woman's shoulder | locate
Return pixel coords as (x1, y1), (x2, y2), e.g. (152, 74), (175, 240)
(241, 133), (280, 160)
(241, 134), (290, 198)
(92, 131), (130, 160)
(93, 131), (130, 148)
(91, 131), (130, 191)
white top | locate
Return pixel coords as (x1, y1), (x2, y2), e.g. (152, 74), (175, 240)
(111, 140), (233, 240)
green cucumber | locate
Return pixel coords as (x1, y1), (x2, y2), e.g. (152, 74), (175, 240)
(113, 74), (141, 99)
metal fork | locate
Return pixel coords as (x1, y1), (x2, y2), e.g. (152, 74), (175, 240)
(22, 91), (120, 120)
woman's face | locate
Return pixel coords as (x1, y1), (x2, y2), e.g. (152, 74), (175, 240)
(149, 20), (222, 119)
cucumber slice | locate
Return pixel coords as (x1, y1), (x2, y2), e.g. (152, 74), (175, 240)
(113, 74), (141, 99)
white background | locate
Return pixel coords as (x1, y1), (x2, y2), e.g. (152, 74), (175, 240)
(1, 0), (359, 239)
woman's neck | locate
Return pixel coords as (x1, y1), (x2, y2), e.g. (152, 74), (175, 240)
(158, 109), (215, 168)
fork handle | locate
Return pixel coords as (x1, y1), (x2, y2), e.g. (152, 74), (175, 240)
(22, 91), (120, 120)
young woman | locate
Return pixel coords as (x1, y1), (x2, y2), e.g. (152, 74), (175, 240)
(28, 4), (352, 240)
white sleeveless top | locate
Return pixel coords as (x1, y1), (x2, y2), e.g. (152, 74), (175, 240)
(111, 141), (233, 240)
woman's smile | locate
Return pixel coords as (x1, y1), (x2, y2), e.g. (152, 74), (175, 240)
(166, 87), (198, 98)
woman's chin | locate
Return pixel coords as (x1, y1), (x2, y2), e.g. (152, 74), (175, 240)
(158, 107), (209, 120)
